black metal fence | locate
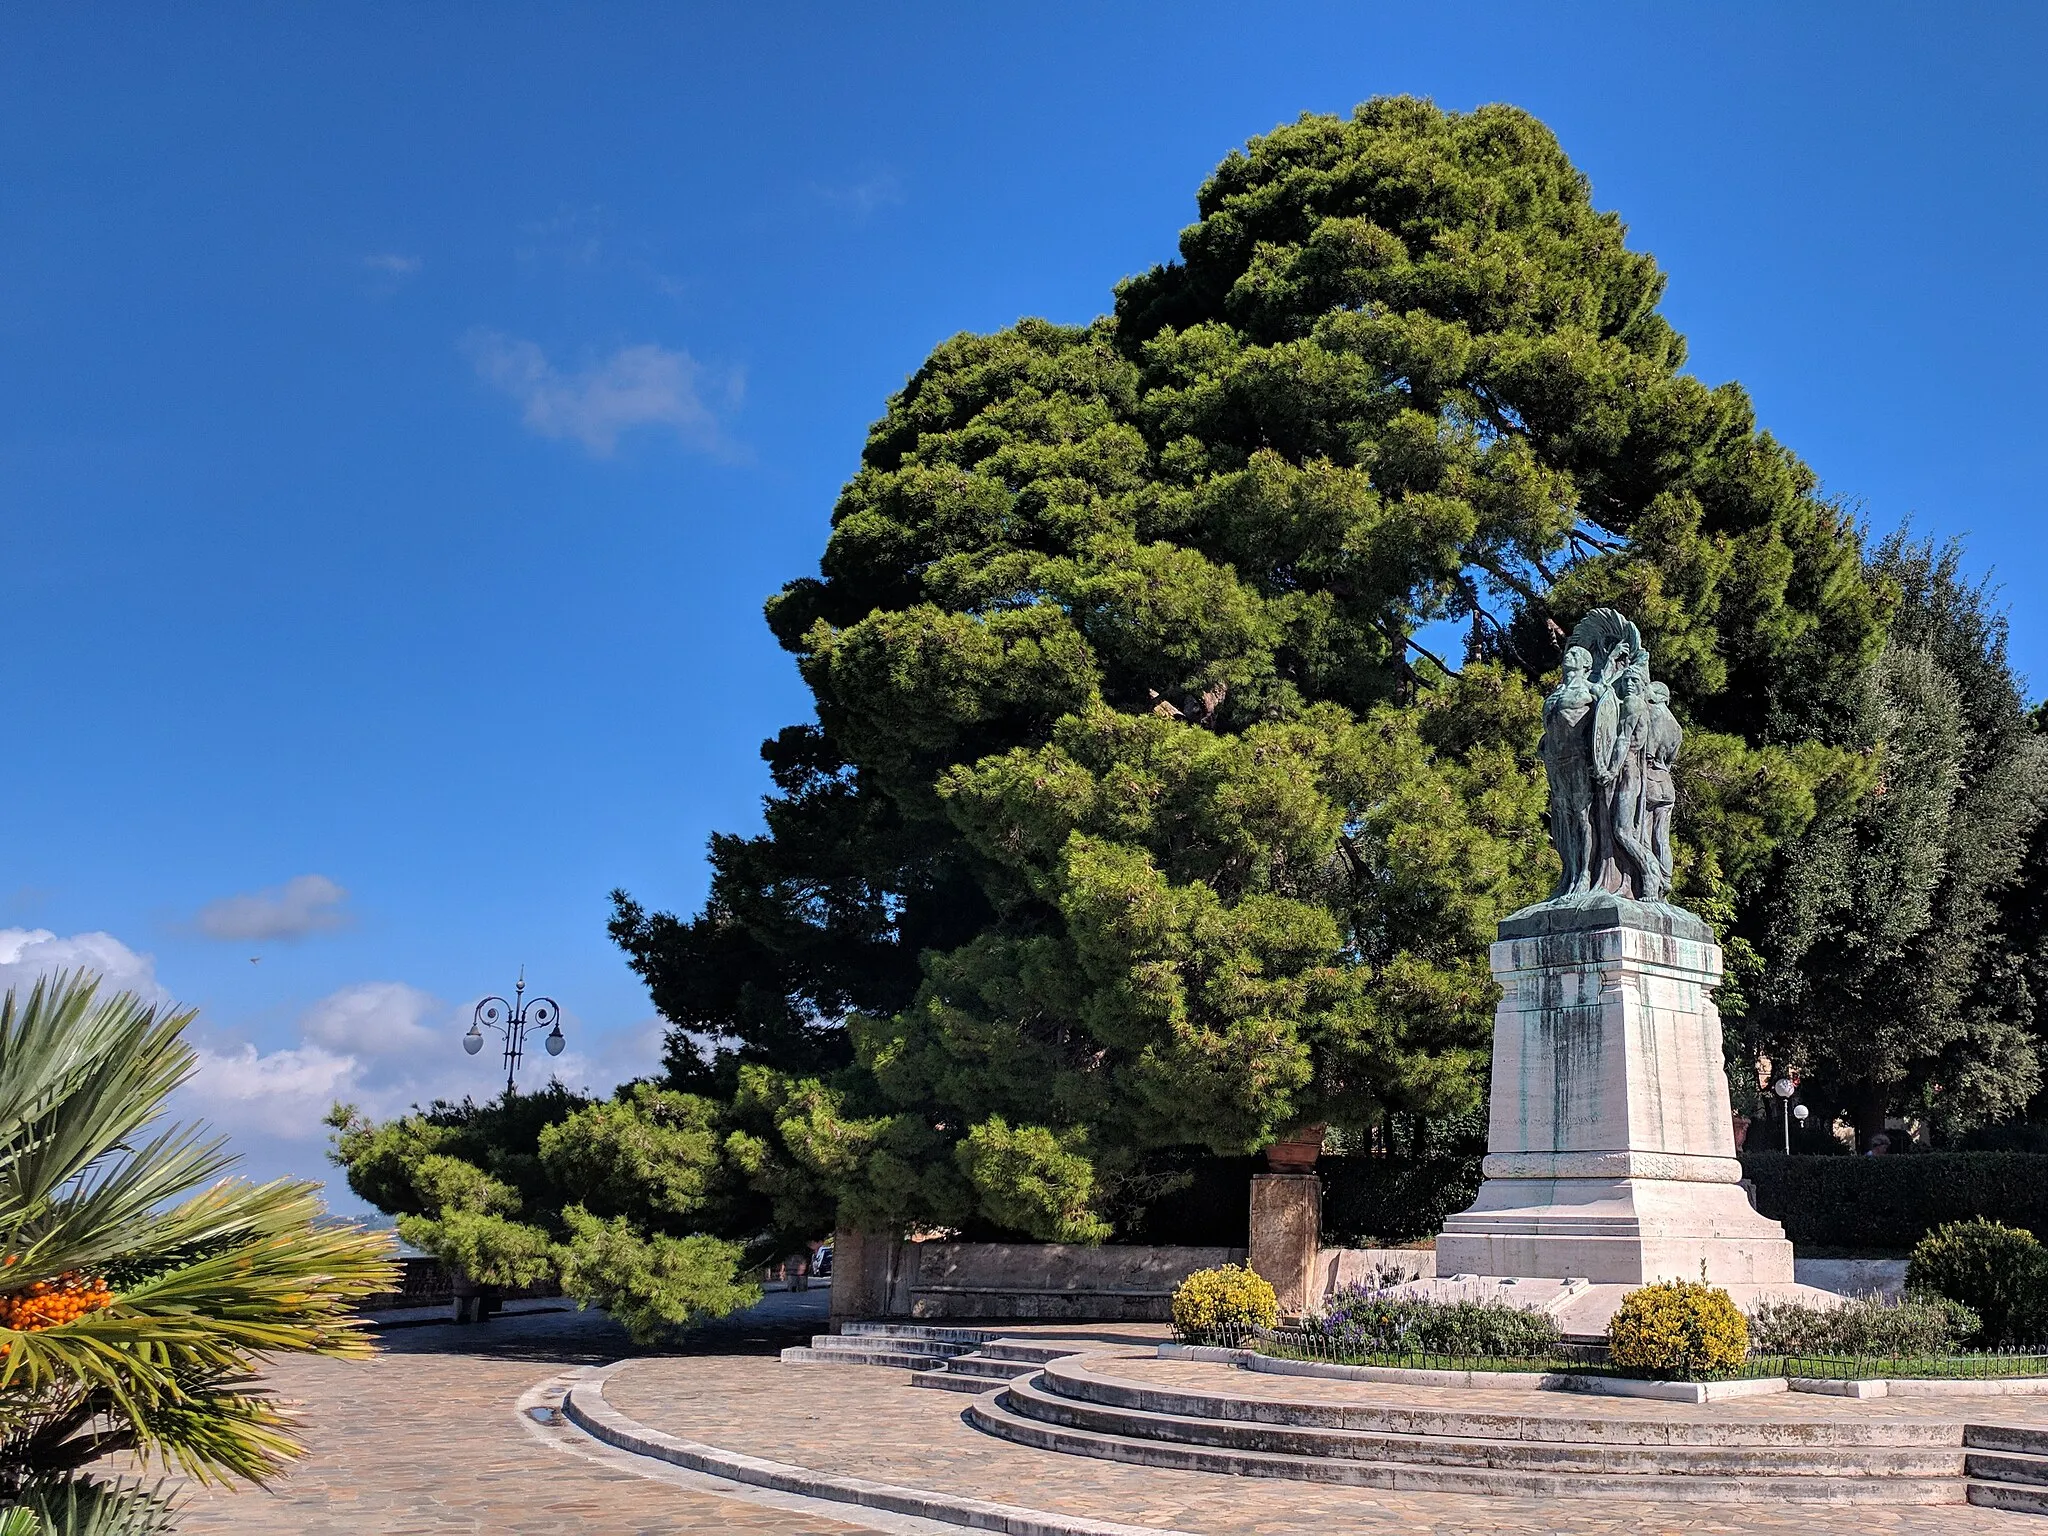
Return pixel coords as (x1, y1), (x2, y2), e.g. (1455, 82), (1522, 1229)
(1180, 1324), (2048, 1382)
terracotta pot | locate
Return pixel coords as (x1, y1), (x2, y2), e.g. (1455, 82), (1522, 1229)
(1731, 1113), (1751, 1151)
(1264, 1124), (1326, 1171)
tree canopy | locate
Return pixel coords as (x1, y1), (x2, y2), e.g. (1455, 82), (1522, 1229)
(1744, 536), (2048, 1144)
(613, 96), (1899, 1240)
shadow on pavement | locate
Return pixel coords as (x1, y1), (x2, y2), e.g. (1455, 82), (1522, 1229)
(371, 1285), (832, 1365)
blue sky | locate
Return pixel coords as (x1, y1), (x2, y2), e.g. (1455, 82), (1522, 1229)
(2, 4), (2043, 1211)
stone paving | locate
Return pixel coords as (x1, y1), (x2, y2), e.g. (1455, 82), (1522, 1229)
(163, 1300), (881, 1535)
(141, 1298), (2048, 1535)
(605, 1351), (2038, 1535)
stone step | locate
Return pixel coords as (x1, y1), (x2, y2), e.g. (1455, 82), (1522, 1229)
(1968, 1422), (2048, 1456)
(1970, 1479), (2048, 1515)
(779, 1345), (951, 1371)
(978, 1341), (1085, 1364)
(1040, 1356), (1957, 1449)
(910, 1368), (1004, 1394)
(805, 1333), (977, 1358)
(998, 1372), (1963, 1481)
(1968, 1450), (2048, 1488)
(840, 1322), (995, 1345)
(965, 1389), (1961, 1504)
(942, 1354), (1043, 1380)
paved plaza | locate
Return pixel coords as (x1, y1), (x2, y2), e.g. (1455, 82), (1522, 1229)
(147, 1296), (2048, 1535)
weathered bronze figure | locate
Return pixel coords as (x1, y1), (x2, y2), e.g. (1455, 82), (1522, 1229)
(1537, 609), (1681, 905)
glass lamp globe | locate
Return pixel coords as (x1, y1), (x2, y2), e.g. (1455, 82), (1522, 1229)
(463, 1029), (484, 1056)
(545, 1027), (566, 1057)
(1793, 1104), (1810, 1122)
(1771, 1078), (1795, 1099)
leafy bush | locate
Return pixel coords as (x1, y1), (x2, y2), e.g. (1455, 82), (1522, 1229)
(1314, 1283), (1562, 1357)
(1607, 1280), (1750, 1379)
(1171, 1264), (1278, 1340)
(1747, 1292), (1980, 1356)
(1741, 1152), (2048, 1251)
(1908, 1219), (2048, 1345)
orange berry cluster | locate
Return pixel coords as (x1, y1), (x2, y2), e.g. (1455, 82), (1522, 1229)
(0, 1270), (113, 1332)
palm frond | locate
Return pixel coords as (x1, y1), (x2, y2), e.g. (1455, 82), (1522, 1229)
(0, 973), (398, 1494)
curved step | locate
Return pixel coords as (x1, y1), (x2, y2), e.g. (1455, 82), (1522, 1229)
(1000, 1371), (1963, 1481)
(780, 1346), (948, 1370)
(1040, 1355), (1960, 1449)
(965, 1387), (1963, 1504)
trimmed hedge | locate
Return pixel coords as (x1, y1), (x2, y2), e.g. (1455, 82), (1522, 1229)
(1742, 1153), (2048, 1251)
(1320, 1154), (1482, 1246)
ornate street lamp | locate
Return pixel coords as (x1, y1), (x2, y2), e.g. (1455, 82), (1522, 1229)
(1772, 1077), (1798, 1154)
(463, 969), (564, 1096)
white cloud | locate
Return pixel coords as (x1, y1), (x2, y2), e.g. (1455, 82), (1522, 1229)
(179, 983), (664, 1157)
(363, 252), (422, 277)
(183, 1041), (360, 1139)
(193, 874), (352, 942)
(0, 928), (166, 1003)
(464, 331), (739, 457)
(812, 169), (905, 218)
(301, 980), (442, 1054)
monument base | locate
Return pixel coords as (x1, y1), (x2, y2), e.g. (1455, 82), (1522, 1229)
(1439, 899), (1794, 1290)
(1436, 1176), (1793, 1285)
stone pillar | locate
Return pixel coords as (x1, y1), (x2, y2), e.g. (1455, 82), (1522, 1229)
(826, 1228), (905, 1327)
(1436, 896), (1794, 1286)
(1247, 1173), (1322, 1312)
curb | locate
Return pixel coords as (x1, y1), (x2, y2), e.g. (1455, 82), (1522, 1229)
(561, 1362), (1200, 1536)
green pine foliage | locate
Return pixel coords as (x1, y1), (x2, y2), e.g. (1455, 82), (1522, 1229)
(326, 1081), (776, 1345)
(612, 97), (1892, 1241)
(1745, 536), (2048, 1142)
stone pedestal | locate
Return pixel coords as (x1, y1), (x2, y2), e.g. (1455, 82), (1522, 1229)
(1437, 898), (1794, 1286)
(1248, 1172), (1322, 1311)
(827, 1228), (903, 1327)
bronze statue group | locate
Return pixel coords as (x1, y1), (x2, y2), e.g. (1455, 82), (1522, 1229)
(1540, 609), (1682, 904)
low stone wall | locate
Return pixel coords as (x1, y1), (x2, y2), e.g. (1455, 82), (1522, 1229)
(1793, 1257), (1909, 1299)
(830, 1235), (1245, 1322)
(823, 1236), (1896, 1327)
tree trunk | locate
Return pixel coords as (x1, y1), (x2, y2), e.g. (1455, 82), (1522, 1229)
(1848, 1083), (1889, 1152)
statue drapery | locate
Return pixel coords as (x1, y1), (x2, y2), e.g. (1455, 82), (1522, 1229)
(1540, 608), (1679, 903)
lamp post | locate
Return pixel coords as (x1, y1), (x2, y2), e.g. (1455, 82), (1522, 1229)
(1792, 1103), (1810, 1150)
(462, 969), (564, 1097)
(1772, 1077), (1797, 1154)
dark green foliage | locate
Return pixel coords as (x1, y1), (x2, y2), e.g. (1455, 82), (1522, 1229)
(1319, 1153), (1482, 1246)
(1907, 1219), (2048, 1346)
(615, 96), (1889, 1240)
(1744, 537), (2048, 1143)
(1747, 1293), (1980, 1356)
(1743, 1152), (2048, 1252)
(326, 1084), (788, 1345)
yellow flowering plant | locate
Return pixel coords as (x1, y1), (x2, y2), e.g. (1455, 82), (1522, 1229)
(1606, 1278), (1750, 1379)
(1171, 1264), (1279, 1342)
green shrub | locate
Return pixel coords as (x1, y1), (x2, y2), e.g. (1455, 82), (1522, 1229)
(1315, 1284), (1562, 1356)
(1607, 1280), (1750, 1379)
(1747, 1292), (1980, 1356)
(1171, 1264), (1279, 1340)
(1741, 1152), (2048, 1251)
(1907, 1219), (2048, 1346)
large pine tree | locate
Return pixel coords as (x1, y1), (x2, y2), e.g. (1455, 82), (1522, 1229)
(613, 98), (1888, 1239)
